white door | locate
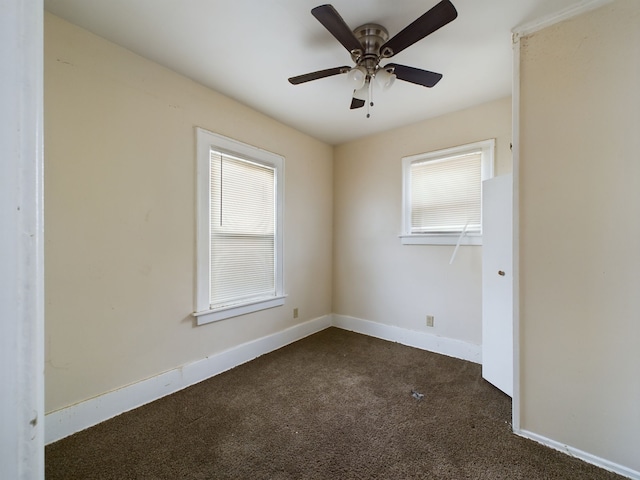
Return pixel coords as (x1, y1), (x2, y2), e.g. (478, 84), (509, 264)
(482, 174), (513, 396)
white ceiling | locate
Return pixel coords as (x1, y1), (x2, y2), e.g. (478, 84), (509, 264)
(44, 0), (580, 145)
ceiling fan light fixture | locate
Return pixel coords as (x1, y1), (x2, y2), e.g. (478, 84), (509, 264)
(353, 80), (369, 101)
(347, 66), (367, 90)
(375, 68), (396, 90)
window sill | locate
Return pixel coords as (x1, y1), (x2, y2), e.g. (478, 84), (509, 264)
(399, 234), (482, 246)
(194, 295), (287, 326)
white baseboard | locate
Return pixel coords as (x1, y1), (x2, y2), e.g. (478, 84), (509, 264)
(332, 314), (482, 364)
(45, 315), (332, 445)
(515, 429), (640, 480)
(45, 314), (480, 444)
(46, 315), (638, 478)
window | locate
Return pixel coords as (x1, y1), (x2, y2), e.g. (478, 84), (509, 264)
(194, 128), (285, 325)
(401, 139), (494, 245)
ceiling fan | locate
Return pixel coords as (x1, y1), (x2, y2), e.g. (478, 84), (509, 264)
(288, 0), (458, 115)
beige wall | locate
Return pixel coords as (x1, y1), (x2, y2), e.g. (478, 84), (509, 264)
(519, 0), (640, 472)
(44, 1), (640, 473)
(44, 13), (334, 412)
(333, 97), (512, 345)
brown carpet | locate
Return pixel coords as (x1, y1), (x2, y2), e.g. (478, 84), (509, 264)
(46, 328), (624, 479)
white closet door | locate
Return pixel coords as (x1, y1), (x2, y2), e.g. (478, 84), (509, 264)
(482, 174), (513, 396)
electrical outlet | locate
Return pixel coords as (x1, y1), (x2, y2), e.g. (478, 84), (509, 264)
(426, 315), (435, 327)
(293, 308), (299, 319)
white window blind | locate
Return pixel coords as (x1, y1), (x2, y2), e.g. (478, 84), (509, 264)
(209, 151), (276, 309)
(410, 152), (482, 234)
(195, 128), (284, 325)
(401, 139), (494, 245)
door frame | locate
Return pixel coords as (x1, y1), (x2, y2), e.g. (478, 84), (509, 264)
(0, 0), (45, 478)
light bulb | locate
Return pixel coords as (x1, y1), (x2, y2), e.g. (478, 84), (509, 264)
(353, 81), (369, 101)
(347, 66), (367, 90)
(375, 68), (396, 90)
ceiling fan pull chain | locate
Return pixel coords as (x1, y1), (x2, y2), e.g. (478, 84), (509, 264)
(367, 78), (373, 118)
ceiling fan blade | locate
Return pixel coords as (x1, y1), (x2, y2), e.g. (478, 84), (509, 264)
(350, 96), (365, 109)
(311, 4), (363, 54)
(288, 66), (350, 85)
(380, 0), (457, 58)
(386, 63), (443, 88)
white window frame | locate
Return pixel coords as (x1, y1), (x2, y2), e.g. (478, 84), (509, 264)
(194, 128), (285, 325)
(400, 139), (495, 246)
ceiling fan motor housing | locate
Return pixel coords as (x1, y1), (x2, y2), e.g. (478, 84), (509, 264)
(351, 24), (390, 75)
